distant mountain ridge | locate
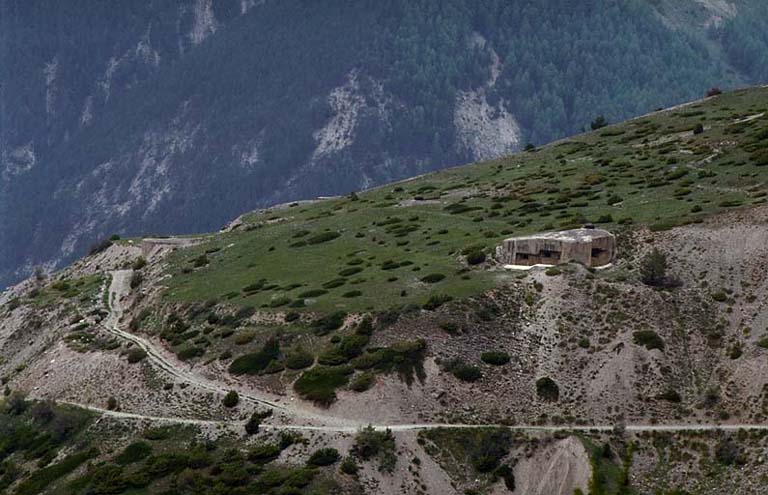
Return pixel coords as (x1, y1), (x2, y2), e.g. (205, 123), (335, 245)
(2, 0), (768, 288)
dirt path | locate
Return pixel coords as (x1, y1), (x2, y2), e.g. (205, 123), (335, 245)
(104, 270), (355, 427)
(95, 271), (768, 434)
(62, 400), (768, 434)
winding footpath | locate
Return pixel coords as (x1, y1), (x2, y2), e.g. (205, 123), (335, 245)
(66, 270), (768, 435)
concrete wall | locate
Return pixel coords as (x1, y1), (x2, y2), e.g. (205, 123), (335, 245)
(497, 232), (615, 267)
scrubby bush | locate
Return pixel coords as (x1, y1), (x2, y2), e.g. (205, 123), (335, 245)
(229, 338), (280, 375)
(350, 372), (375, 392)
(126, 348), (148, 364)
(442, 359), (482, 382)
(536, 377), (559, 402)
(481, 351), (510, 366)
(192, 254), (209, 268)
(297, 289), (328, 298)
(464, 249), (486, 266)
(340, 456), (360, 475)
(293, 366), (352, 406)
(633, 330), (665, 351)
(312, 311), (347, 335)
(177, 345), (204, 361)
(115, 442), (152, 465)
(715, 437), (745, 466)
(223, 391), (239, 408)
(248, 443), (281, 464)
(318, 348), (349, 366)
(245, 410), (273, 435)
(339, 267), (363, 277)
(285, 348), (314, 370)
(306, 231), (341, 245)
(640, 248), (668, 287)
(353, 426), (396, 473)
(322, 278), (347, 289)
(307, 448), (340, 467)
(420, 273), (446, 283)
(5, 392), (27, 415)
(350, 339), (426, 385)
(234, 331), (256, 345)
(452, 364), (482, 382)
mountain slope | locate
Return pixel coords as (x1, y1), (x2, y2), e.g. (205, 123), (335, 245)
(3, 87), (768, 494)
(3, 0), (768, 288)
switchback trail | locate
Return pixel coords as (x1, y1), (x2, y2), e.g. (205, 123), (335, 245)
(90, 270), (768, 435)
(103, 270), (355, 428)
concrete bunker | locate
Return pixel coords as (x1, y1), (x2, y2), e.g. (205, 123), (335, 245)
(496, 226), (616, 268)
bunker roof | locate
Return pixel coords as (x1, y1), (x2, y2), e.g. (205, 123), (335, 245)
(504, 227), (613, 244)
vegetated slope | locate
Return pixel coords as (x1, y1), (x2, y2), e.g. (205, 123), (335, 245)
(4, 88), (768, 494)
(163, 87), (768, 314)
(4, 0), (768, 289)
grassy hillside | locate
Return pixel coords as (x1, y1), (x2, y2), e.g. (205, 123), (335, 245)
(163, 87), (768, 314)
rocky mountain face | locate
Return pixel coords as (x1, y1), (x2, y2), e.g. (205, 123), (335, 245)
(2, 0), (768, 288)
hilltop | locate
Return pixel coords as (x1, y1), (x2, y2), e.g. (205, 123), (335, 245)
(5, 0), (768, 290)
(2, 88), (768, 494)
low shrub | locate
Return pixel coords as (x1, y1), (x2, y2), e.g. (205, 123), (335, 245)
(245, 410), (273, 435)
(633, 330), (665, 351)
(223, 391), (239, 408)
(420, 273), (446, 283)
(322, 278), (347, 289)
(285, 348), (314, 370)
(452, 364), (482, 382)
(293, 366), (352, 406)
(14, 448), (98, 495)
(350, 372), (375, 392)
(312, 311), (347, 335)
(229, 338), (280, 375)
(306, 231), (341, 245)
(126, 348), (147, 364)
(115, 442), (152, 465)
(352, 426), (396, 473)
(466, 250), (487, 265)
(234, 331), (256, 345)
(248, 443), (281, 464)
(536, 377), (559, 402)
(480, 351), (510, 366)
(307, 448), (340, 467)
(177, 346), (204, 361)
(297, 289), (328, 298)
(339, 267), (363, 277)
(132, 257), (147, 270)
(340, 456), (360, 475)
(639, 248), (668, 287)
